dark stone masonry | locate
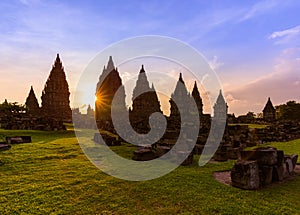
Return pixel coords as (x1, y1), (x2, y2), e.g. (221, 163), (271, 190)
(231, 147), (298, 190)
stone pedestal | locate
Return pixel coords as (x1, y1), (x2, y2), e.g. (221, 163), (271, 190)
(232, 148), (298, 189)
(260, 165), (273, 185)
(231, 160), (260, 190)
(240, 148), (277, 165)
(132, 148), (156, 161)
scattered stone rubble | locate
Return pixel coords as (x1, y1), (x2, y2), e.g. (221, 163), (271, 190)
(0, 136), (32, 151)
(0, 142), (11, 151)
(231, 147), (298, 190)
(94, 133), (121, 146)
(6, 136), (31, 144)
(210, 121), (300, 162)
(0, 113), (66, 131)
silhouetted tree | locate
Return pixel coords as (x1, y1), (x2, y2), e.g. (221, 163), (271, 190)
(0, 100), (27, 114)
(276, 101), (300, 120)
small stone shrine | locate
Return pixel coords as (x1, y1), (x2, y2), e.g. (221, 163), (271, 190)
(262, 97), (276, 122)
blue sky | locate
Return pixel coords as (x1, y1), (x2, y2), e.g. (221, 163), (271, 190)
(0, 0), (299, 115)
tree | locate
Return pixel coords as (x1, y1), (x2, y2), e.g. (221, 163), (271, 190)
(276, 100), (300, 120)
(0, 100), (27, 115)
(246, 112), (256, 118)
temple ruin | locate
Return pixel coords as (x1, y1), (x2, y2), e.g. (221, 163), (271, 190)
(262, 97), (276, 122)
(41, 54), (72, 122)
(129, 65), (162, 133)
(25, 86), (40, 115)
(95, 56), (126, 130)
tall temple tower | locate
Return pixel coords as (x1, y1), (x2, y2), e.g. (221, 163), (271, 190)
(213, 90), (228, 121)
(129, 65), (162, 133)
(169, 73), (191, 129)
(262, 97), (276, 122)
(25, 86), (40, 115)
(191, 81), (203, 117)
(95, 56), (126, 130)
(41, 54), (72, 121)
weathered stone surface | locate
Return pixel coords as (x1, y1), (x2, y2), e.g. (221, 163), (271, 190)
(272, 165), (284, 182)
(213, 151), (227, 161)
(6, 136), (31, 144)
(0, 114), (66, 131)
(291, 154), (298, 170)
(227, 147), (240, 160)
(285, 157), (294, 174)
(132, 148), (156, 161)
(277, 150), (284, 165)
(240, 148), (277, 166)
(155, 146), (170, 157)
(0, 143), (11, 151)
(231, 160), (260, 190)
(260, 165), (273, 185)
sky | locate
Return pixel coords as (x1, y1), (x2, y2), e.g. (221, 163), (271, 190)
(0, 0), (299, 116)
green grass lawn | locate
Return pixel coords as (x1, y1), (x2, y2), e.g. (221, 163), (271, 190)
(1, 129), (300, 214)
(249, 139), (300, 155)
(229, 123), (269, 129)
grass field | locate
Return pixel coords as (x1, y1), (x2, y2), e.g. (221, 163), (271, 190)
(1, 129), (300, 214)
(228, 123), (269, 129)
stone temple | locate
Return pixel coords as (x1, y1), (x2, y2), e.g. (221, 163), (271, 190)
(95, 56), (126, 130)
(129, 65), (162, 133)
(192, 81), (203, 117)
(262, 97), (276, 122)
(168, 73), (193, 130)
(25, 86), (40, 115)
(41, 54), (72, 121)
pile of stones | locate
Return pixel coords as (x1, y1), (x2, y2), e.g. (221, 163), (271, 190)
(93, 133), (121, 146)
(0, 135), (32, 151)
(0, 114), (66, 131)
(0, 142), (11, 151)
(255, 121), (300, 143)
(231, 147), (298, 190)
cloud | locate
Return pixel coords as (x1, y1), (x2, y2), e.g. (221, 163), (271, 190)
(208, 56), (224, 71)
(225, 48), (300, 115)
(239, 0), (279, 22)
(268, 25), (300, 44)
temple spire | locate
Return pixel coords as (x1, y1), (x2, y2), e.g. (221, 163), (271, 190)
(106, 56), (115, 72)
(140, 65), (145, 73)
(213, 90), (227, 120)
(179, 73), (184, 84)
(151, 83), (155, 90)
(25, 85), (40, 115)
(130, 66), (161, 133)
(193, 81), (197, 90)
(54, 53), (62, 69)
(192, 81), (203, 116)
(41, 54), (71, 121)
